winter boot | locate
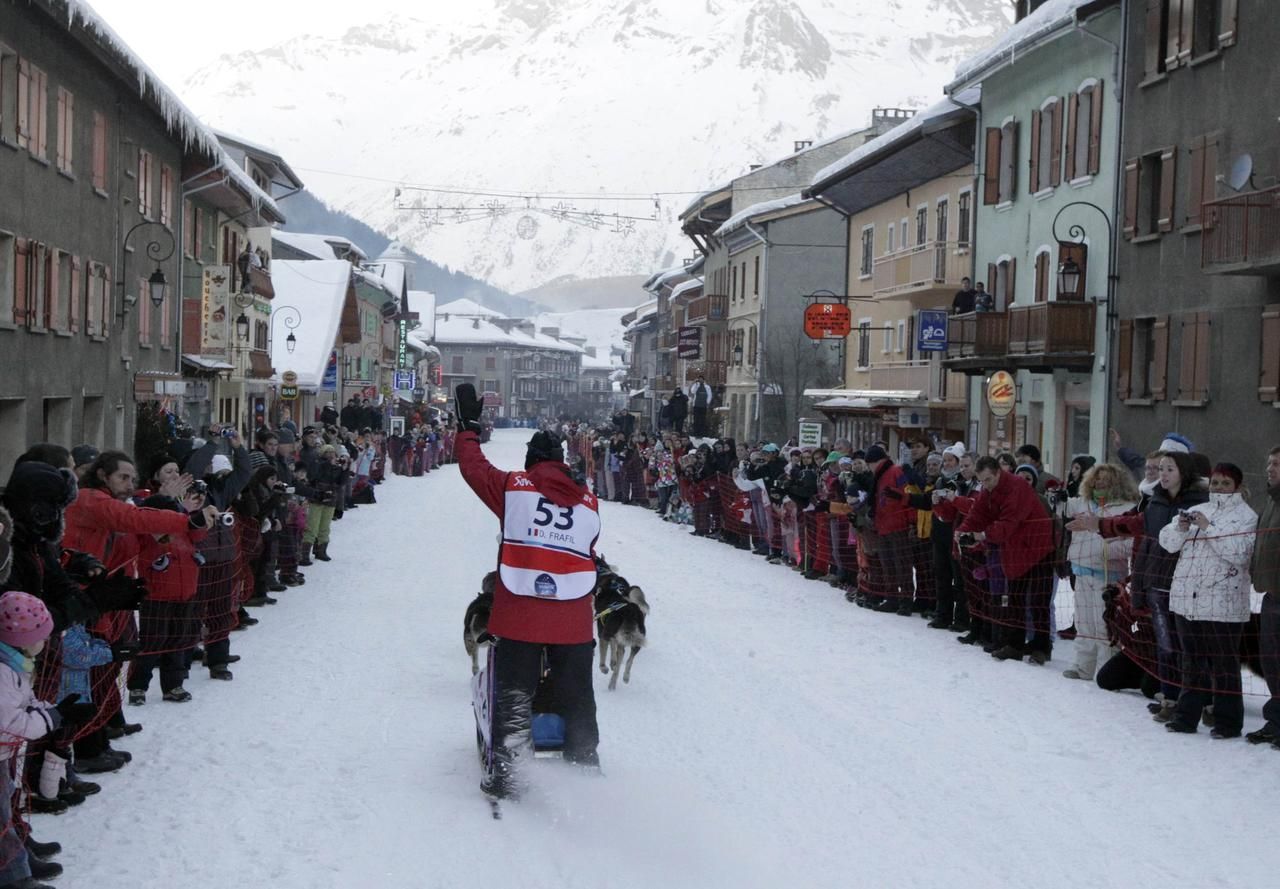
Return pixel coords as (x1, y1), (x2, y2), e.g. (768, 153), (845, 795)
(28, 858), (63, 881)
(209, 665), (233, 681)
(299, 543), (314, 567)
(38, 752), (67, 804)
(268, 577), (287, 592)
(128, 689), (146, 706)
(163, 687), (193, 703)
(314, 542), (332, 562)
(991, 645), (1025, 661)
(25, 837), (61, 860)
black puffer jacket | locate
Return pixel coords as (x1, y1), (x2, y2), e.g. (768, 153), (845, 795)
(1132, 482), (1209, 594)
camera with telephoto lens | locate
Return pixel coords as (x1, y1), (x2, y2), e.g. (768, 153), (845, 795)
(218, 512), (236, 528)
(272, 482), (295, 495)
(1046, 487), (1069, 508)
(220, 426), (237, 440)
(956, 531), (979, 548)
(190, 480), (208, 496)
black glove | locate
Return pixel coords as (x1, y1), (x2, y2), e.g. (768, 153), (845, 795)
(62, 550), (106, 585)
(86, 573), (148, 612)
(55, 694), (97, 728)
(111, 641), (140, 662)
(454, 384), (484, 434)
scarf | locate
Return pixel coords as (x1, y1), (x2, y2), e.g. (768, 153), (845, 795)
(0, 640), (34, 675)
(1139, 478), (1159, 498)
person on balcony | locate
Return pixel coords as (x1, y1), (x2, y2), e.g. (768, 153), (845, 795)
(973, 281), (994, 313)
(951, 277), (976, 315)
(689, 376), (714, 437)
(668, 388), (689, 435)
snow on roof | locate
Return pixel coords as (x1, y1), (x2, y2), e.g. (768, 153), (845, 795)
(361, 261), (405, 297)
(951, 0), (1099, 87)
(714, 194), (812, 238)
(433, 312), (518, 347)
(679, 181), (734, 220)
(272, 231), (337, 260)
(437, 298), (507, 319)
(182, 354), (234, 371)
(669, 278), (704, 300)
(642, 265), (686, 292)
(810, 89), (980, 191)
(581, 350), (615, 370)
(270, 261), (352, 389)
(509, 326), (583, 354)
(406, 290), (436, 341)
(353, 267), (395, 297)
(60, 3), (282, 221)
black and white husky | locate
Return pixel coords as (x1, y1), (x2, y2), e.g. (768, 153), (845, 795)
(593, 560), (650, 691)
(464, 571), (496, 675)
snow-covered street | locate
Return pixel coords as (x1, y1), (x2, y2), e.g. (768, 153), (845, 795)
(54, 430), (1280, 889)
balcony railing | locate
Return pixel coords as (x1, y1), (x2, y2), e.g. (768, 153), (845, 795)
(866, 360), (966, 405)
(654, 373), (676, 392)
(685, 294), (729, 324)
(685, 359), (727, 386)
(659, 330), (678, 351)
(945, 304), (1095, 373)
(872, 240), (968, 298)
(1202, 186), (1280, 274)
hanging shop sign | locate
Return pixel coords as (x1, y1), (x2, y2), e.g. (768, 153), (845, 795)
(200, 265), (231, 356)
(677, 325), (702, 360)
(321, 351), (338, 391)
(803, 302), (851, 339)
(987, 370), (1016, 418)
(916, 309), (949, 353)
(797, 420), (823, 448)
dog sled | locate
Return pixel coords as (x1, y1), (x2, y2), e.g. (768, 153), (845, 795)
(472, 645), (568, 767)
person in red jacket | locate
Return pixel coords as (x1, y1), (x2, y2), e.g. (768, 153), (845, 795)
(864, 445), (915, 615)
(454, 384), (602, 801)
(958, 456), (1056, 663)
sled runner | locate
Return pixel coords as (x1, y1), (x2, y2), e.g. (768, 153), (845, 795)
(472, 645), (568, 770)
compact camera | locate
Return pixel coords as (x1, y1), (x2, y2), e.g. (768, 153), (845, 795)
(218, 512), (236, 528)
(190, 480), (208, 496)
(220, 426), (237, 439)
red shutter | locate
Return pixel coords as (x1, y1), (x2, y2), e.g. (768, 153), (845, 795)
(1004, 120), (1020, 199)
(1151, 316), (1169, 400)
(14, 239), (29, 324)
(1117, 319), (1133, 400)
(55, 88), (65, 169)
(1064, 92), (1079, 182)
(1219, 0), (1238, 48)
(16, 59), (30, 149)
(34, 69), (47, 159)
(1123, 158), (1140, 238)
(69, 256), (81, 334)
(1178, 314), (1197, 400)
(987, 262), (997, 295)
(1030, 108), (1042, 194)
(983, 128), (1002, 204)
(1260, 305), (1280, 402)
(1050, 99), (1063, 187)
(1007, 257), (1016, 306)
(1144, 0), (1164, 77)
(1035, 252), (1048, 303)
(1193, 312), (1210, 401)
(1188, 136), (1206, 227)
(42, 247), (53, 330)
(1088, 81), (1104, 176)
(1158, 147), (1176, 233)
(1178, 0), (1194, 63)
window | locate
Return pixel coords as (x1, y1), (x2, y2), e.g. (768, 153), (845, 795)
(900, 219), (908, 249)
(52, 249), (72, 331)
(1186, 134), (1219, 227)
(17, 60), (48, 159)
(451, 355), (465, 374)
(886, 224), (895, 254)
(896, 320), (906, 353)
(986, 258), (1017, 310)
(1124, 148), (1176, 239)
(22, 241), (48, 330)
(1065, 81), (1104, 182)
(1034, 250), (1051, 303)
(1146, 0), (1238, 78)
(857, 320), (871, 368)
(1176, 312), (1211, 403)
(747, 325), (757, 367)
(482, 379), (498, 393)
(935, 200), (948, 244)
(0, 231), (13, 325)
(137, 149), (154, 218)
(158, 285), (170, 345)
(984, 119), (1020, 205)
(1117, 316), (1169, 400)
(1260, 305), (1280, 403)
(84, 261), (109, 337)
(0, 51), (18, 144)
(1030, 98), (1062, 194)
(68, 255), (80, 334)
(484, 355), (496, 370)
(740, 262), (747, 299)
(957, 191), (971, 247)
(752, 255), (760, 296)
(915, 206), (928, 246)
(859, 226), (874, 277)
(55, 87), (73, 174)
(137, 278), (151, 346)
(730, 265), (737, 302)
(91, 111), (107, 191)
(882, 325), (892, 354)
(160, 165), (173, 228)
(253, 319), (266, 351)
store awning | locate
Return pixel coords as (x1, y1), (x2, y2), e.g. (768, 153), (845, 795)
(804, 388), (925, 406)
(182, 354), (234, 373)
(248, 351), (276, 380)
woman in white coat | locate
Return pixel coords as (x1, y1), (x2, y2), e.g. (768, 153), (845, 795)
(1158, 463), (1258, 738)
(1061, 464), (1139, 681)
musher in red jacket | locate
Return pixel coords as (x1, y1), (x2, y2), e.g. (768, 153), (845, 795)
(454, 385), (602, 799)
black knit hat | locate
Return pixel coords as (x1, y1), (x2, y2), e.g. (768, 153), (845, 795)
(525, 430), (564, 469)
(1, 462), (77, 529)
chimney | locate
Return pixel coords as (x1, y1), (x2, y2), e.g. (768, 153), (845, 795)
(585, 346), (597, 357)
(539, 326), (560, 339)
(794, 140), (814, 153)
(1013, 0), (1051, 22)
(748, 164), (763, 171)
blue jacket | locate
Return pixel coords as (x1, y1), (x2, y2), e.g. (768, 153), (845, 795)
(59, 624), (113, 703)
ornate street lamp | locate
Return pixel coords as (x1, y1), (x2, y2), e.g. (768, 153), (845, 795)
(235, 312), (250, 342)
(117, 220), (174, 321)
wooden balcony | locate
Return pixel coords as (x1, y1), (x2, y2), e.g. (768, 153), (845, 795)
(872, 240), (968, 300)
(659, 330), (678, 351)
(685, 294), (729, 324)
(685, 359), (727, 386)
(944, 304), (1095, 374)
(653, 373), (676, 392)
(248, 265), (274, 299)
(1202, 186), (1280, 275)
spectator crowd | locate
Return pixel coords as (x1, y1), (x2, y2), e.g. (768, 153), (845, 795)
(564, 415), (1280, 753)
(0, 405), (453, 889)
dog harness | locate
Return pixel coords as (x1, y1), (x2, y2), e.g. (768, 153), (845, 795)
(499, 472), (601, 602)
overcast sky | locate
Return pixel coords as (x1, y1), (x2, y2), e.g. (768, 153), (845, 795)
(87, 0), (410, 86)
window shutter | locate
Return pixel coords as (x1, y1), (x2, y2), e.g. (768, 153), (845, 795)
(983, 128), (1001, 205)
(1117, 319), (1133, 400)
(1050, 100), (1063, 187)
(987, 262), (997, 295)
(1035, 252), (1049, 303)
(1193, 312), (1210, 401)
(1177, 0), (1194, 63)
(1030, 108), (1042, 194)
(1152, 317), (1170, 400)
(1123, 158), (1140, 238)
(1004, 120), (1020, 198)
(1188, 136), (1206, 227)
(16, 59), (29, 149)
(55, 88), (65, 168)
(1203, 133), (1219, 207)
(1144, 0), (1164, 77)
(1007, 257), (1017, 306)
(1261, 305), (1280, 402)
(1165, 0), (1184, 69)
(1178, 315), (1198, 400)
(14, 238), (29, 324)
(1064, 92), (1079, 182)
(1088, 81), (1104, 175)
(63, 91), (72, 168)
(1219, 0), (1238, 48)
(69, 256), (81, 334)
(34, 69), (47, 159)
(1158, 148), (1176, 233)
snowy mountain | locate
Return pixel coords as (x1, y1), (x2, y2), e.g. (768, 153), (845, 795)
(183, 0), (1014, 295)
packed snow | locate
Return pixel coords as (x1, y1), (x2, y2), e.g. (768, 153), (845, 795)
(51, 431), (1280, 888)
